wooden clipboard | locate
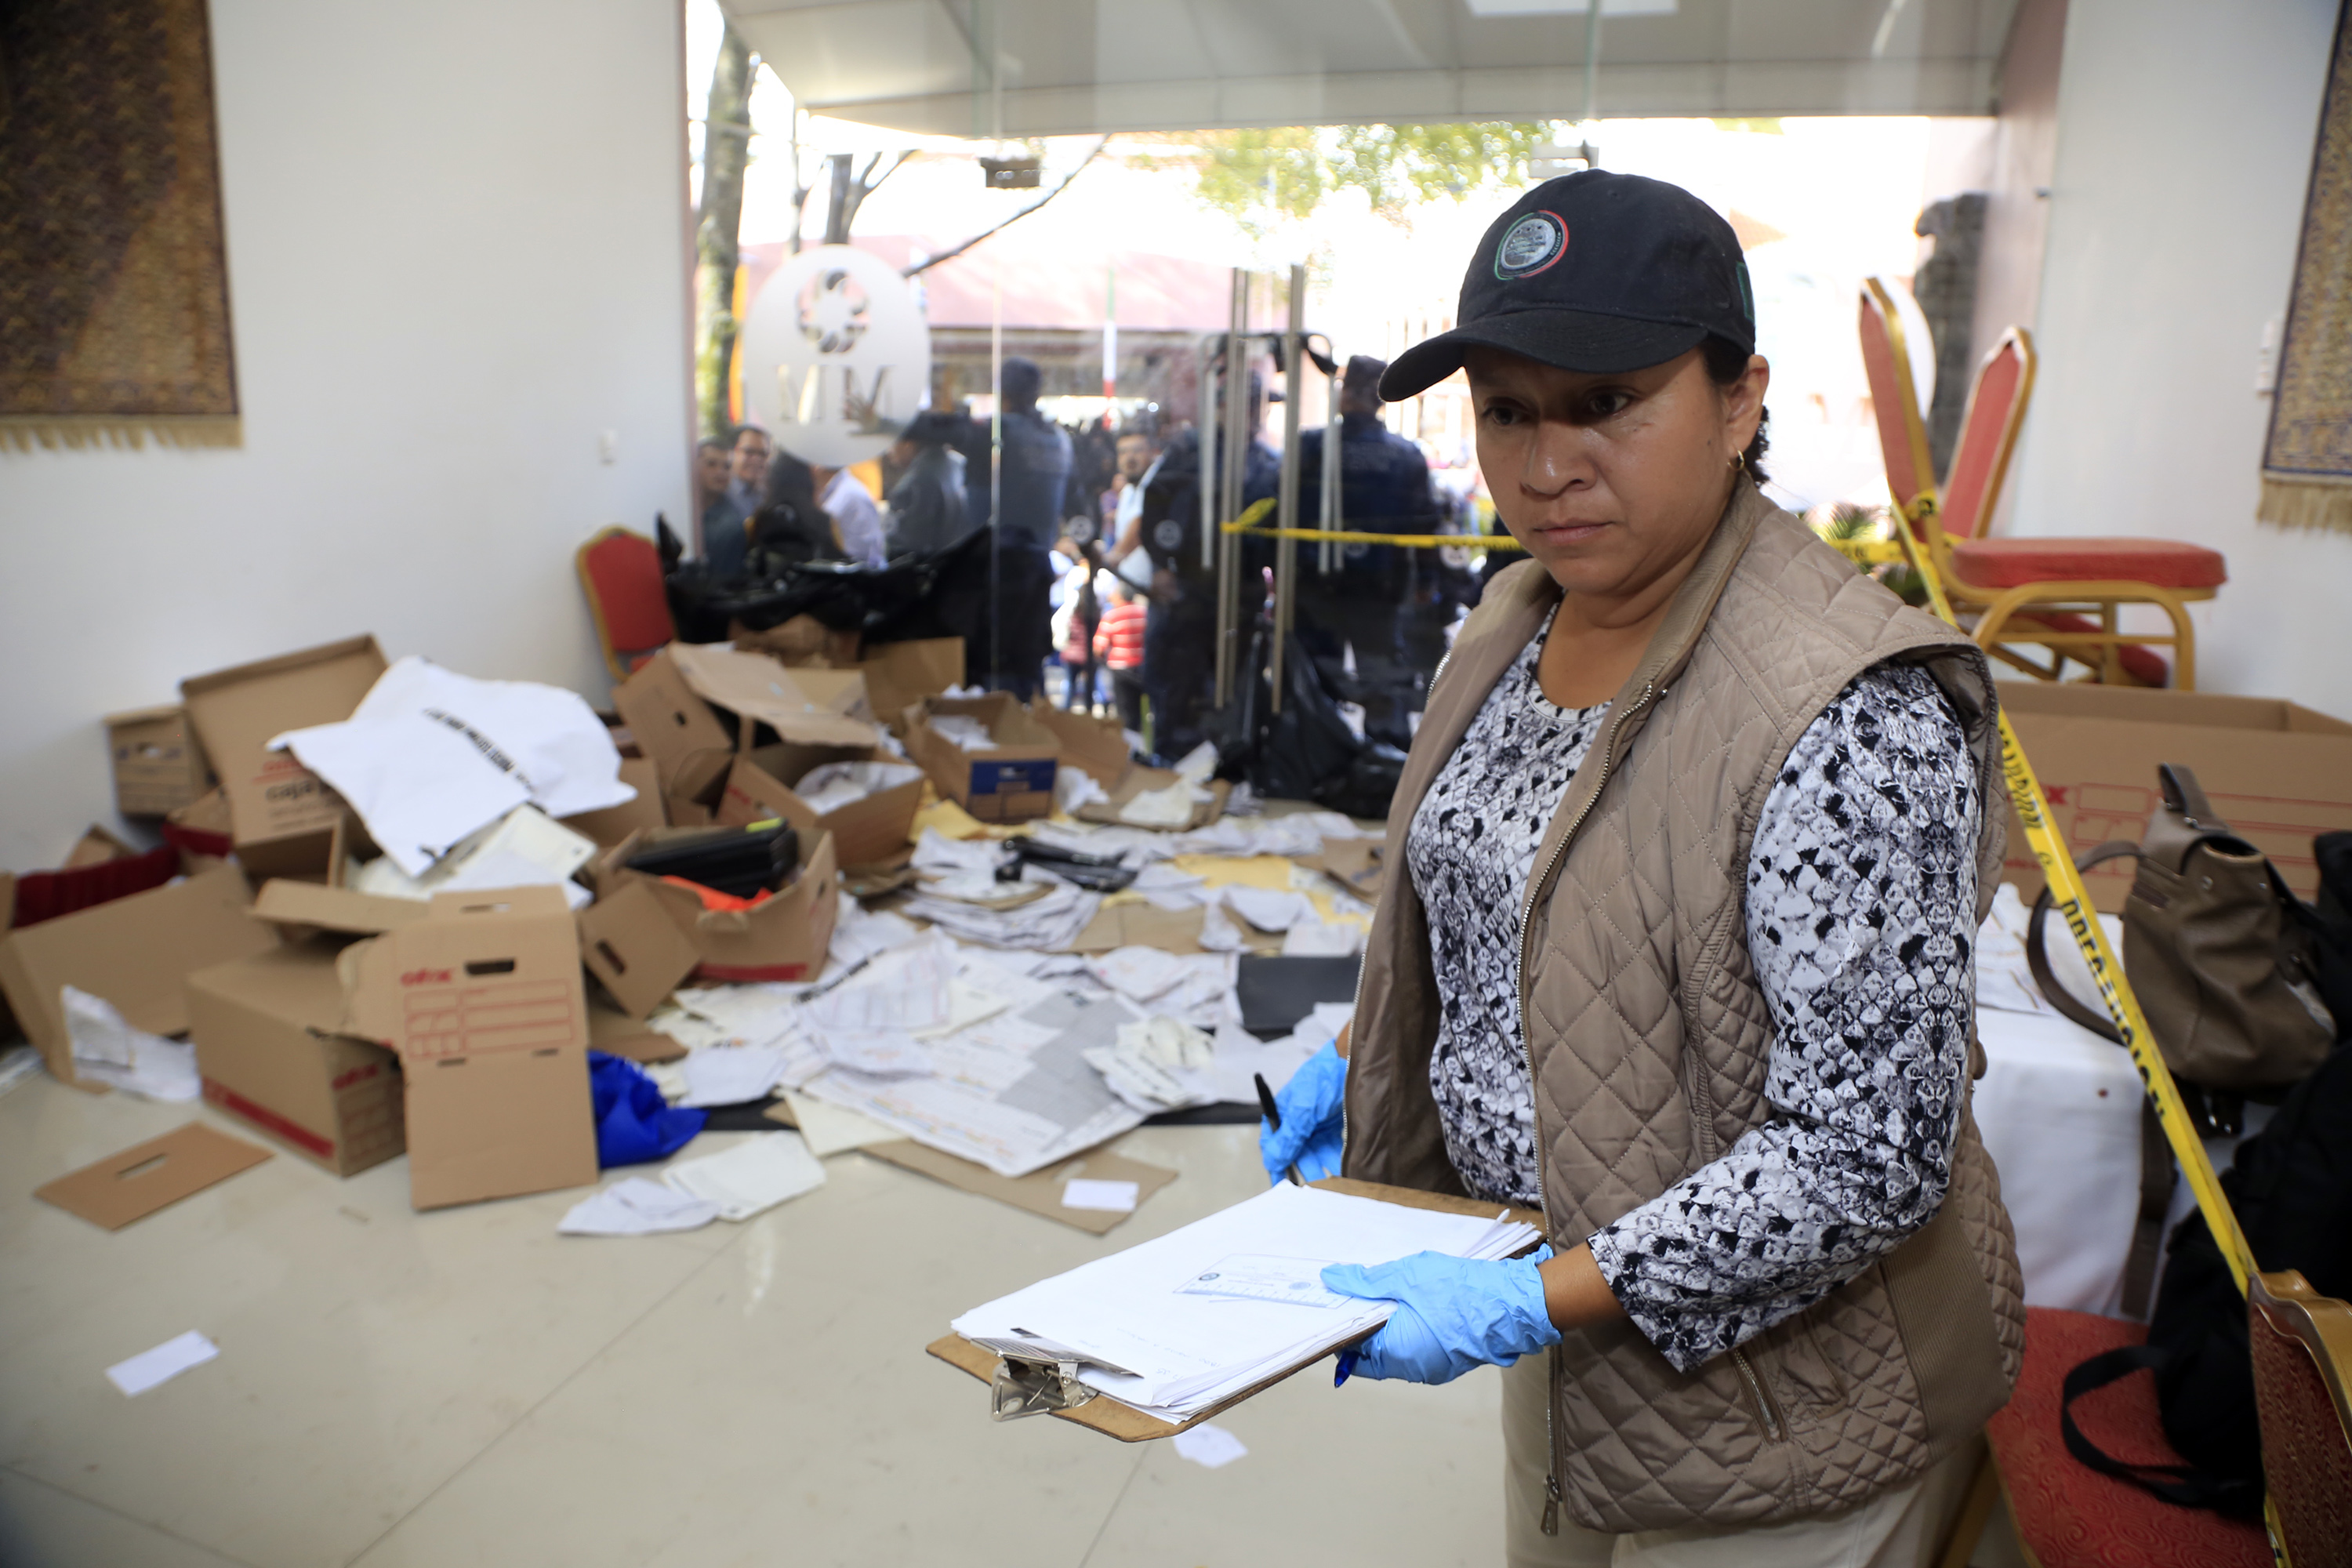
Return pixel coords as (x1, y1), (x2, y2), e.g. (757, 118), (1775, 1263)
(927, 1177), (1547, 1441)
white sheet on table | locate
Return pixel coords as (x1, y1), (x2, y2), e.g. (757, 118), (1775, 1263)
(1973, 1007), (2146, 1316)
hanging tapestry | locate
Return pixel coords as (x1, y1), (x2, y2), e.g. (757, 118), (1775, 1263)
(2261, 0), (2352, 535)
(0, 0), (240, 449)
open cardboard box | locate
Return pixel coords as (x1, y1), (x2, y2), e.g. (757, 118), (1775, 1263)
(726, 622), (964, 735)
(0, 862), (281, 1090)
(1075, 765), (1230, 833)
(902, 694), (1062, 823)
(710, 750), (922, 870)
(188, 939), (405, 1178)
(855, 638), (964, 733)
(180, 635), (388, 881)
(1029, 701), (1132, 789)
(612, 644), (880, 810)
(104, 704), (215, 816)
(588, 827), (840, 984)
(1998, 681), (2352, 912)
(341, 886), (598, 1210)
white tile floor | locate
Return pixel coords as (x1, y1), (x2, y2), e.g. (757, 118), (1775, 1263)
(1, 1079), (1510, 1567)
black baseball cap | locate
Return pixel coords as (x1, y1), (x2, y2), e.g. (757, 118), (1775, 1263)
(1381, 171), (1755, 401)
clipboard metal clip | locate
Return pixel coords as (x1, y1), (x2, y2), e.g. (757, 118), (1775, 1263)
(970, 1333), (1129, 1421)
(989, 1353), (1098, 1421)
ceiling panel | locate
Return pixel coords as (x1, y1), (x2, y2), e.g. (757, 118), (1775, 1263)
(723, 0), (2019, 133)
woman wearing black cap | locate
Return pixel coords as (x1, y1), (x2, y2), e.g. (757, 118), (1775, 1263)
(1261, 172), (2021, 1563)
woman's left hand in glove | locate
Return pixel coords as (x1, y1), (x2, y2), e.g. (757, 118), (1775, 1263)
(1322, 1247), (1562, 1385)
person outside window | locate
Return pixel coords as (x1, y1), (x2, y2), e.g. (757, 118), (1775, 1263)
(1093, 581), (1149, 738)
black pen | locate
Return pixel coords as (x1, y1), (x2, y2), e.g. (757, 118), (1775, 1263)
(1254, 1072), (1305, 1187)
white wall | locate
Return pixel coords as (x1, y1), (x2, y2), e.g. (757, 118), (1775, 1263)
(2005, 0), (2352, 714)
(0, 0), (691, 873)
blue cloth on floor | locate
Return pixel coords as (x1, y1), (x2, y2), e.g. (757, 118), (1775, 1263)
(588, 1051), (706, 1167)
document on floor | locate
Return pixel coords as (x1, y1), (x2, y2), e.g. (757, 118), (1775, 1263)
(953, 1183), (1540, 1422)
(559, 1178), (721, 1236)
(799, 993), (1148, 1178)
(107, 1330), (220, 1396)
(662, 1133), (826, 1220)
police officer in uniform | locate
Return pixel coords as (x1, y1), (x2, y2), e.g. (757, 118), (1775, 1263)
(1131, 375), (1279, 760)
(1294, 354), (1439, 748)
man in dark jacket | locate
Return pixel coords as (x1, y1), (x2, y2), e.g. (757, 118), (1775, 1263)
(1294, 354), (1438, 748)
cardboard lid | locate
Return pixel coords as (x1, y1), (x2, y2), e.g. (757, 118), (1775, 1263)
(34, 1123), (272, 1231)
(667, 643), (880, 749)
(103, 704), (185, 728)
(187, 940), (356, 1032)
(252, 879), (431, 936)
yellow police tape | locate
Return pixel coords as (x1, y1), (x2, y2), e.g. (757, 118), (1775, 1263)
(1219, 499), (1527, 552)
(1894, 521), (2258, 1292)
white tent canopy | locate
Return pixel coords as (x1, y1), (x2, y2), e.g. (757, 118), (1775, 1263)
(720, 0), (2021, 137)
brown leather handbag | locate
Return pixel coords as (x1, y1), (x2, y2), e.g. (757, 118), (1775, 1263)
(2027, 763), (2337, 1311)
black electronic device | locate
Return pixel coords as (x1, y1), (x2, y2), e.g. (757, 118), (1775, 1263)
(623, 824), (800, 900)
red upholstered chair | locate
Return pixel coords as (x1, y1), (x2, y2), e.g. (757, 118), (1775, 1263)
(576, 526), (675, 681)
(1858, 280), (2227, 688)
(1938, 1307), (2271, 1568)
(2248, 1272), (2352, 1568)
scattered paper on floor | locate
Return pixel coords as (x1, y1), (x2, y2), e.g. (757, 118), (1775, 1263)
(559, 1178), (720, 1236)
(663, 1133), (826, 1220)
(107, 1330), (220, 1396)
(1062, 1178), (1141, 1212)
(1172, 1423), (1250, 1468)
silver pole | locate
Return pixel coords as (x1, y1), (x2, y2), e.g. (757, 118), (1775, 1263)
(1271, 265), (1305, 712)
(1213, 269), (1249, 708)
(1320, 346), (1341, 575)
(1581, 0), (1602, 129)
(1197, 335), (1218, 573)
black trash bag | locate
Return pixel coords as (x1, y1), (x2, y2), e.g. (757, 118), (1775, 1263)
(663, 527), (996, 670)
(1319, 739), (1406, 821)
(1218, 620), (1378, 810)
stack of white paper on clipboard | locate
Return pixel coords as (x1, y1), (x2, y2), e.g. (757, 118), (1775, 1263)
(953, 1183), (1541, 1422)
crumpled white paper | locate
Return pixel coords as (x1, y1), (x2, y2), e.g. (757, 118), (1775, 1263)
(63, 987), (198, 1102)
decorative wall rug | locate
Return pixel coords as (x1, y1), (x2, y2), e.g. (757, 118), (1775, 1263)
(2261, 0), (2352, 535)
(0, 0), (241, 449)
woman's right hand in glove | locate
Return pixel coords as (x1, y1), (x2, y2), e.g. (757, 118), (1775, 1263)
(1260, 1041), (1348, 1185)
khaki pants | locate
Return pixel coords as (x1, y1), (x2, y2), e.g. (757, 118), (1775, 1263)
(1501, 1352), (1983, 1568)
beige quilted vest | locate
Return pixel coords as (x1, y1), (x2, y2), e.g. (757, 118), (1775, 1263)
(1345, 483), (2025, 1534)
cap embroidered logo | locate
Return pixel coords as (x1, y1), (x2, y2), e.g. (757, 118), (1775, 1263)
(1494, 212), (1568, 281)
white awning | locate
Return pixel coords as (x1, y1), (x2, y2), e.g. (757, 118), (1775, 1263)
(720, 0), (2019, 136)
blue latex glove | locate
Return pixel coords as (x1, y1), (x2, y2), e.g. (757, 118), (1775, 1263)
(1323, 1246), (1559, 1385)
(1258, 1043), (1347, 1185)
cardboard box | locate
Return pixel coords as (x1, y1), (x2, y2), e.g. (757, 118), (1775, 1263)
(857, 637), (965, 732)
(180, 636), (388, 866)
(712, 752), (922, 869)
(1075, 766), (1231, 833)
(612, 645), (739, 805)
(1030, 701), (1132, 788)
(163, 786), (235, 862)
(589, 829), (840, 983)
(903, 695), (1062, 822)
(104, 705), (214, 816)
(342, 887), (597, 1210)
(575, 880), (700, 1019)
(188, 941), (405, 1177)
(666, 643), (879, 750)
(1998, 681), (2352, 911)
(0, 862), (280, 1089)
(731, 614), (862, 668)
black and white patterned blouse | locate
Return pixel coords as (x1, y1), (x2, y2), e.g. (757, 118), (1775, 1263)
(1406, 635), (1979, 1374)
